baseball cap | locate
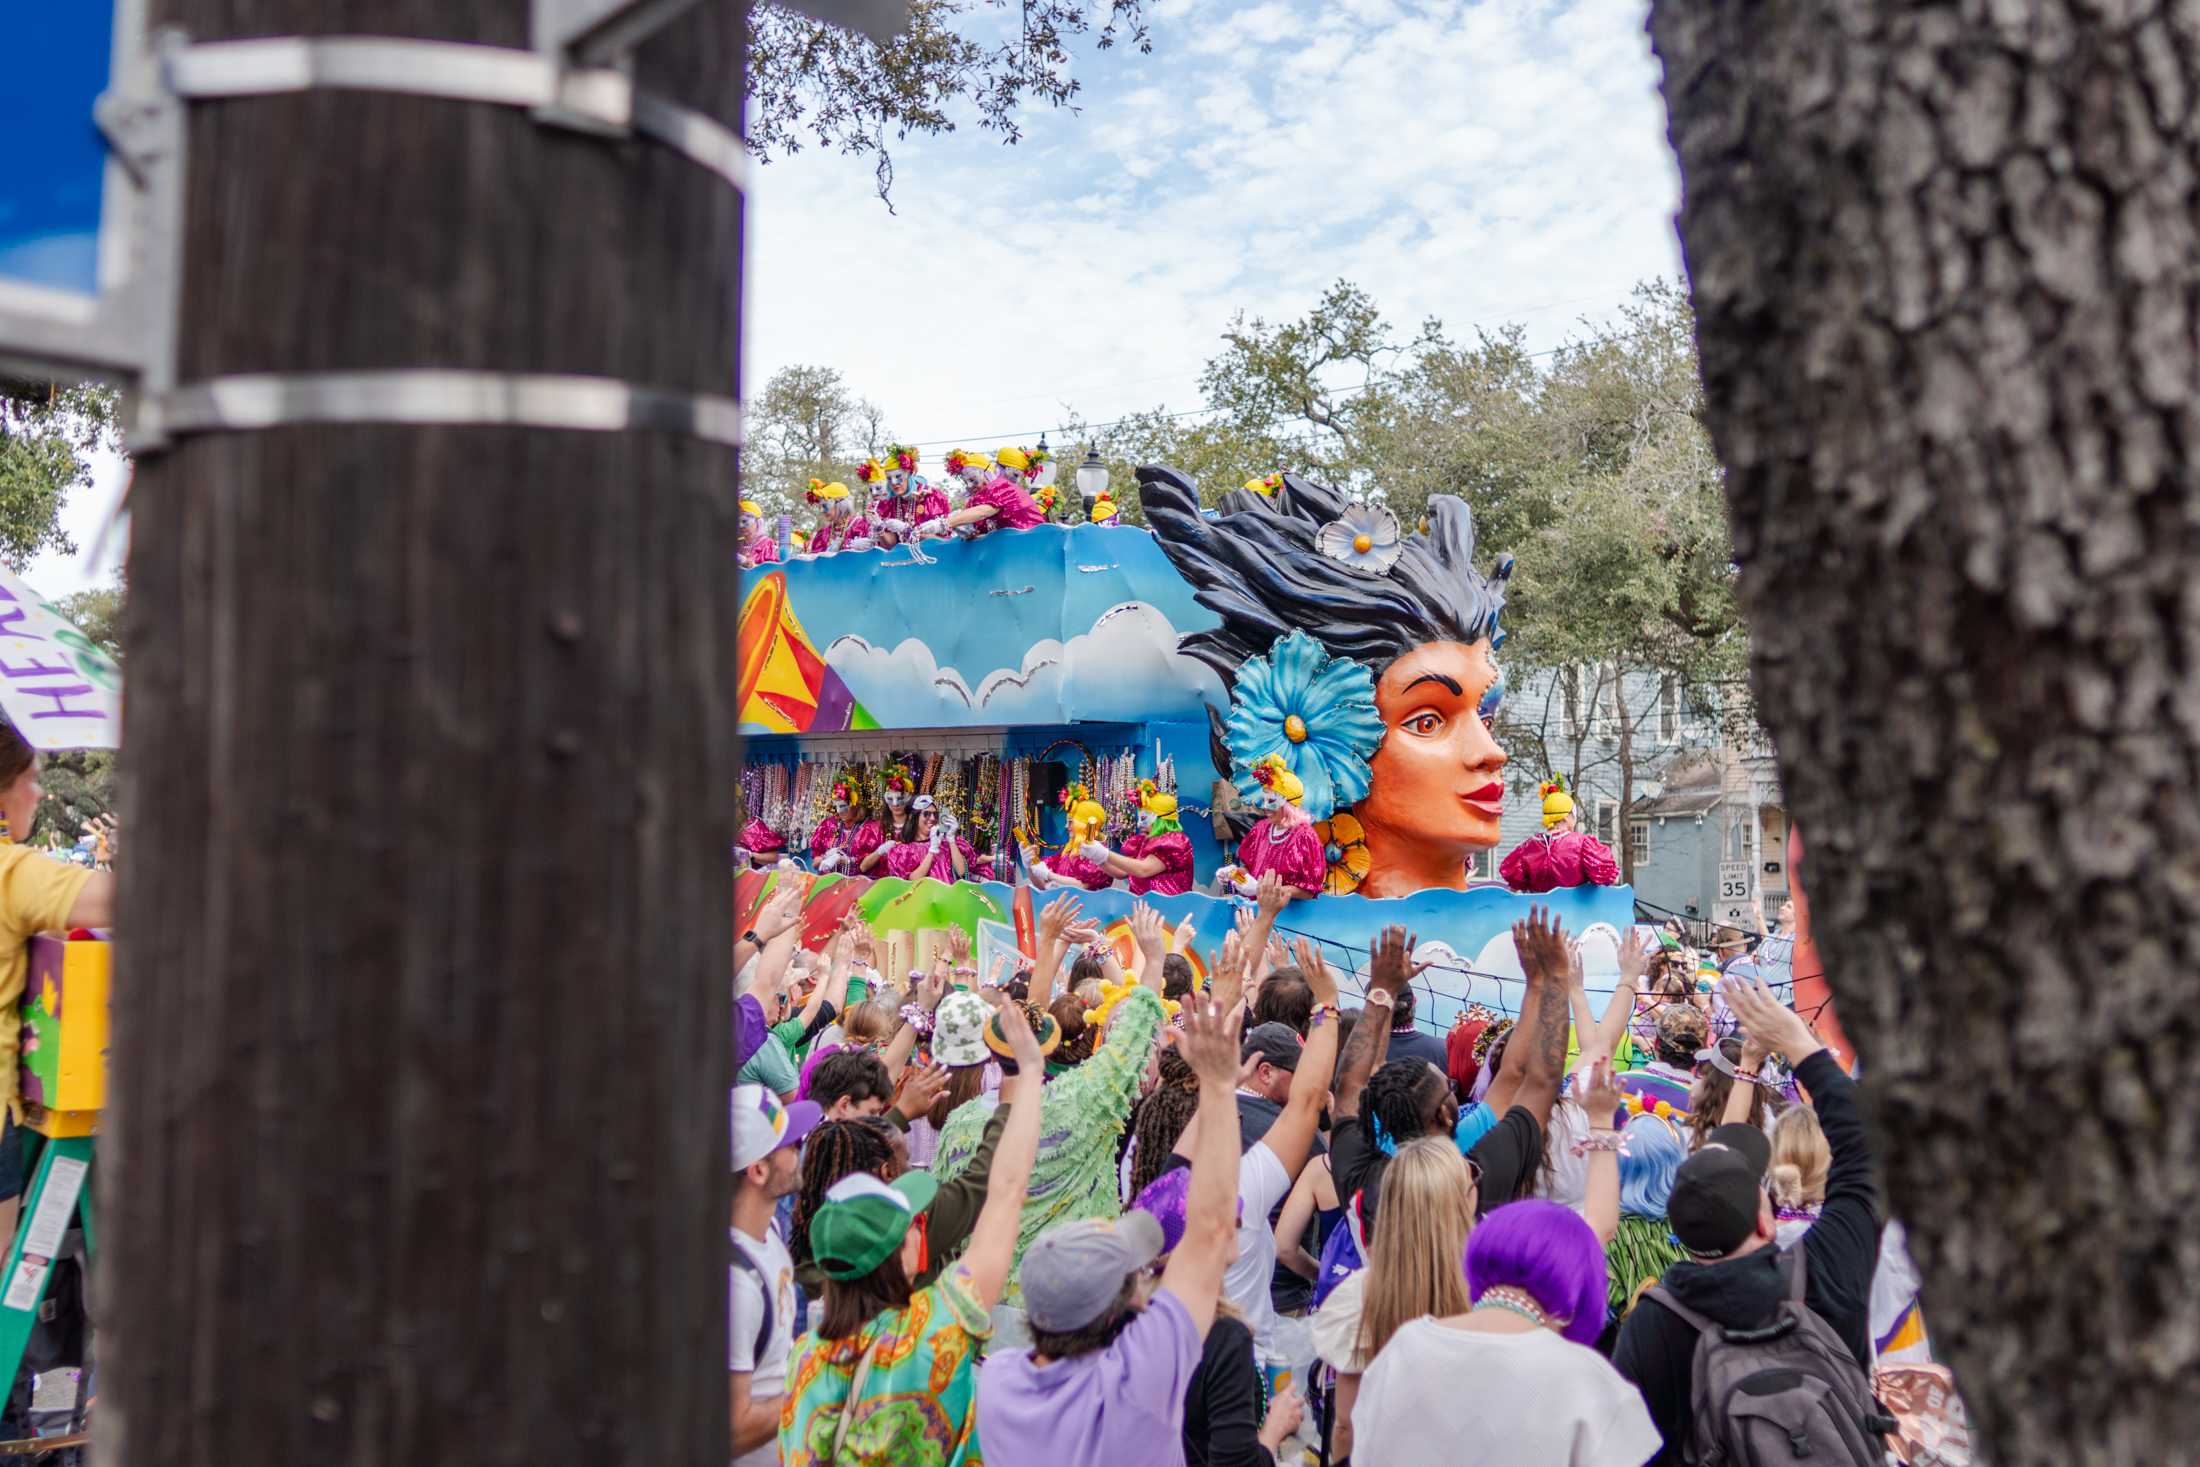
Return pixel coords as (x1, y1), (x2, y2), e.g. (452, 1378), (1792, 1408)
(1704, 1120), (1773, 1179)
(1022, 1214), (1167, 1332)
(809, 1171), (940, 1280)
(731, 1084), (822, 1171)
(1241, 1021), (1303, 1072)
(1668, 1130), (1771, 1259)
(1654, 1003), (1709, 1063)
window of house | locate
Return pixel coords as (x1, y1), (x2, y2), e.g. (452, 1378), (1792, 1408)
(1659, 679), (1682, 743)
(1630, 818), (1651, 866)
(1595, 798), (1619, 848)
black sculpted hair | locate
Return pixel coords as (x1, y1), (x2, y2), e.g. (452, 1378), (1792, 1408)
(791, 1117), (901, 1271)
(1138, 465), (1513, 687)
(1361, 1057), (1449, 1151)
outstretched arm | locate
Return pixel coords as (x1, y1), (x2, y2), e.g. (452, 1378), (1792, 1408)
(1334, 926), (1415, 1119)
(1158, 1000), (1246, 1339)
(1506, 905), (1574, 1132)
(1263, 938), (1342, 1183)
(959, 1005), (1048, 1311)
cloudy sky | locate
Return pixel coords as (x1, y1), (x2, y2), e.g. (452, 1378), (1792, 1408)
(30, 0), (1684, 600)
(743, 0), (1686, 463)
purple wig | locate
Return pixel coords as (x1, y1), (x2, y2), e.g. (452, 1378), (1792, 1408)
(1464, 1199), (1608, 1347)
(1131, 1163), (1246, 1257)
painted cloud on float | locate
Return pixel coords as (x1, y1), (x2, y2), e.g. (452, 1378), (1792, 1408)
(828, 601), (1226, 728)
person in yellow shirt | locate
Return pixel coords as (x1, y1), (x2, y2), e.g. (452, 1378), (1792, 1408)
(0, 723), (114, 1236)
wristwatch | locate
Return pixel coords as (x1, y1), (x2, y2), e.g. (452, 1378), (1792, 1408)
(740, 929), (760, 946)
(1365, 989), (1395, 1008)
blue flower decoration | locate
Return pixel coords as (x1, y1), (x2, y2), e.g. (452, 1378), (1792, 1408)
(1224, 630), (1385, 821)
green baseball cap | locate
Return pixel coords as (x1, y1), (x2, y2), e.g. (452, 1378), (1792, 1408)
(810, 1172), (940, 1280)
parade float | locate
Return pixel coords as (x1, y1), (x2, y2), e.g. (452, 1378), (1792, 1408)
(736, 463), (1652, 1014)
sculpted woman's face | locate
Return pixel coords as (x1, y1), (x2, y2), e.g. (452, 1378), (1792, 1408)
(1357, 639), (1508, 855)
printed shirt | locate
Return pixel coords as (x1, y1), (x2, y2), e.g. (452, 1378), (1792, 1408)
(779, 1263), (993, 1467)
(0, 845), (91, 1113)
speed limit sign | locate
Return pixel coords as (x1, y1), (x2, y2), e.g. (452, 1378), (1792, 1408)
(1716, 861), (1755, 925)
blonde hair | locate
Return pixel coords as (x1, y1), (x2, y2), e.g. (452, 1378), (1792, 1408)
(1356, 1137), (1476, 1362)
(840, 1000), (896, 1048)
(1770, 1104), (1830, 1209)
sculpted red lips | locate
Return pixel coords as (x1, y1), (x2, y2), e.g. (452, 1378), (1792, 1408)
(1461, 782), (1505, 815)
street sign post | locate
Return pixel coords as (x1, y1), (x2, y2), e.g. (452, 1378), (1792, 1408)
(1716, 858), (1756, 929)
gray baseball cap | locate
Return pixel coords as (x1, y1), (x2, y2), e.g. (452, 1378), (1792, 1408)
(1021, 1213), (1166, 1332)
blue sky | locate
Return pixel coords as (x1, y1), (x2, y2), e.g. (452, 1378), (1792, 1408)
(743, 0), (1687, 462)
(31, 0), (1685, 601)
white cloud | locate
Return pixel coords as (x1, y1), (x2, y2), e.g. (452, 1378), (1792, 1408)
(744, 0), (1685, 478)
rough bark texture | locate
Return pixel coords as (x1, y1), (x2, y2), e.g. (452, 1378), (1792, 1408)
(102, 4), (742, 1463)
(1651, 0), (2200, 1461)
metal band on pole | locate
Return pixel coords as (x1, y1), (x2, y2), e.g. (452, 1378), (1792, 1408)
(135, 370), (743, 448)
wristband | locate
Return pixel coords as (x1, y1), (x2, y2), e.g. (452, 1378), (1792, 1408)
(1309, 1002), (1341, 1029)
(899, 1003), (935, 1036)
(1570, 1128), (1628, 1157)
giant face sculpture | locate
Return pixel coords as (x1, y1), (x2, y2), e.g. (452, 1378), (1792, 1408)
(1142, 467), (1514, 897)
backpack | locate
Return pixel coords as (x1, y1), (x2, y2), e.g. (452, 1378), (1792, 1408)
(1311, 1189), (1369, 1309)
(729, 1237), (777, 1366)
(1647, 1247), (1898, 1467)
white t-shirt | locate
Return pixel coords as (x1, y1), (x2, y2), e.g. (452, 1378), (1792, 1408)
(729, 1221), (796, 1467)
(1223, 1140), (1294, 1365)
(1352, 1317), (1661, 1467)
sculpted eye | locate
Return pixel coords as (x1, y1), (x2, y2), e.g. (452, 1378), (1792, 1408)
(1405, 711), (1444, 736)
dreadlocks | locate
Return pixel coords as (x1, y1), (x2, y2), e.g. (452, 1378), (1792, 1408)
(1126, 1048), (1202, 1201)
(1360, 1057), (1448, 1155)
(791, 1117), (901, 1270)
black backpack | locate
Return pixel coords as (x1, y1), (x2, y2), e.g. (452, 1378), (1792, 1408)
(1647, 1247), (1897, 1466)
(729, 1237), (776, 1365)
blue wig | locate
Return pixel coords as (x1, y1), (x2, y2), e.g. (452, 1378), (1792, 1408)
(1619, 1111), (1688, 1219)
(1465, 1199), (1608, 1347)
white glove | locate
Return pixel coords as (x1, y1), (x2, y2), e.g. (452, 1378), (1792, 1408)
(926, 830), (944, 852)
(879, 517), (912, 536)
(816, 848), (845, 873)
(846, 536), (875, 550)
(1079, 840), (1112, 866)
(914, 518), (948, 539)
(1233, 876), (1261, 899)
(938, 811), (959, 837)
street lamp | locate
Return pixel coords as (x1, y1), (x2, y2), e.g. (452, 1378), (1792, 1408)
(1032, 432), (1058, 488)
(1075, 447), (1109, 517)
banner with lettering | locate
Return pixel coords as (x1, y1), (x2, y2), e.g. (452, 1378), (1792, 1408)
(0, 569), (120, 750)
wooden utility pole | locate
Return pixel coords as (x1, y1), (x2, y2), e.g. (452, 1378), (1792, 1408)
(102, 3), (741, 1462)
(1654, 0), (2200, 1460)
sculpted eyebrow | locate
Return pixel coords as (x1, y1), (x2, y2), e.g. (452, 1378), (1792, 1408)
(1403, 672), (1464, 696)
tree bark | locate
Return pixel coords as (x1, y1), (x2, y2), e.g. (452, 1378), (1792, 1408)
(103, 4), (742, 1463)
(1652, 1), (2200, 1460)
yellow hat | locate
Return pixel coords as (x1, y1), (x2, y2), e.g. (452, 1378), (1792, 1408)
(944, 448), (989, 476)
(1090, 491), (1119, 523)
(996, 446), (1032, 472)
(1251, 753), (1305, 806)
(1539, 778), (1574, 829)
(738, 499), (763, 516)
(1138, 780), (1178, 821)
(789, 529), (807, 548)
(806, 479), (851, 504)
(1243, 473), (1283, 498)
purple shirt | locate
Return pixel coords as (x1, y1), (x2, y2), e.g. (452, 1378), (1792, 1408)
(975, 1288), (1202, 1467)
(736, 992), (769, 1073)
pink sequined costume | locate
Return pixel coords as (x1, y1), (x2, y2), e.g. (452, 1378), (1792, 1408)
(1236, 818), (1326, 897)
(1120, 831), (1196, 897)
(1499, 830), (1621, 893)
(872, 480), (952, 531)
(884, 836), (979, 883)
(738, 534), (779, 568)
(1038, 852), (1114, 891)
(810, 816), (884, 872)
(808, 516), (873, 555)
(963, 475), (1047, 533)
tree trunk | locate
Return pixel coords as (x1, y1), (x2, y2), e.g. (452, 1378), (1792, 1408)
(1652, 1), (2200, 1460)
(103, 4), (742, 1463)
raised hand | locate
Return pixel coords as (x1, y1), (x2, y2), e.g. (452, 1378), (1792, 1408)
(1719, 970), (1821, 1063)
(756, 882), (805, 941)
(1368, 925), (1422, 1000)
(894, 1062), (952, 1121)
(1039, 894), (1084, 945)
(995, 997), (1046, 1072)
(1256, 870), (1288, 918)
(1618, 926), (1653, 986)
(1178, 997), (1245, 1090)
(1130, 902), (1167, 967)
(1210, 930), (1249, 1016)
(944, 924), (973, 966)
(1292, 935), (1338, 1006)
(1511, 905), (1570, 984)
(1576, 1054), (1624, 1129)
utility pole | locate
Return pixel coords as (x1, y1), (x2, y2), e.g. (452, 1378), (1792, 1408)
(101, 4), (741, 1462)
